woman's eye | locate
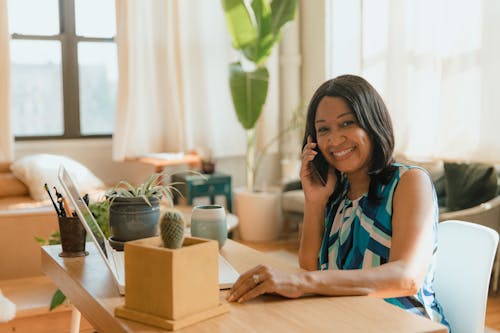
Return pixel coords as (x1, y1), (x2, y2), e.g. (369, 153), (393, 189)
(316, 127), (328, 134)
(341, 120), (355, 127)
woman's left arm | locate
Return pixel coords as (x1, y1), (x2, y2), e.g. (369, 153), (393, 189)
(373, 167), (436, 297)
(227, 169), (436, 302)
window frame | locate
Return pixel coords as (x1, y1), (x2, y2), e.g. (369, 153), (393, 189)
(11, 0), (115, 140)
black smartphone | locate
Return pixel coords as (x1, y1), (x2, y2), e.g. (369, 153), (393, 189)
(310, 147), (329, 186)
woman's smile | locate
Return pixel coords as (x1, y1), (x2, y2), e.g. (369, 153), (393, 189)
(331, 146), (356, 160)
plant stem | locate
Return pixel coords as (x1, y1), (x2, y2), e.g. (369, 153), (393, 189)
(246, 128), (256, 192)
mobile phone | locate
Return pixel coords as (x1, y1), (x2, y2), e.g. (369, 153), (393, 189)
(310, 147), (329, 186)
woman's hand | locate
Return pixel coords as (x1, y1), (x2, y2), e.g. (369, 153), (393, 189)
(300, 135), (336, 205)
(226, 265), (304, 303)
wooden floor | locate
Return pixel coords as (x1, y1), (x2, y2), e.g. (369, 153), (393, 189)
(241, 235), (500, 331)
(487, 293), (500, 330)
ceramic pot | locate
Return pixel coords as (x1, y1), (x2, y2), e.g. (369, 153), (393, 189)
(108, 197), (160, 242)
(58, 216), (88, 257)
(235, 189), (282, 242)
(190, 205), (227, 249)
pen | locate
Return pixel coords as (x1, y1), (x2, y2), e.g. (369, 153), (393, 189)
(62, 197), (73, 217)
(53, 187), (66, 217)
(44, 183), (61, 216)
(83, 193), (89, 206)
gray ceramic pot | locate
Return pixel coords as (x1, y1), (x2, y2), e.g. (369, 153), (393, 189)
(108, 197), (160, 242)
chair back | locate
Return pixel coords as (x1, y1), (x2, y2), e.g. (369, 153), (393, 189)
(435, 220), (499, 333)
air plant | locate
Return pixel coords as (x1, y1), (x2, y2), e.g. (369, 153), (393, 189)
(105, 172), (183, 207)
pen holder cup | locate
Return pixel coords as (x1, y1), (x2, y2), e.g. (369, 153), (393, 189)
(58, 216), (89, 257)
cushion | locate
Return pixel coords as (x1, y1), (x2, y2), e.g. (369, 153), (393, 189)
(0, 173), (29, 198)
(432, 174), (447, 208)
(10, 154), (105, 201)
(282, 190), (305, 214)
(444, 162), (498, 211)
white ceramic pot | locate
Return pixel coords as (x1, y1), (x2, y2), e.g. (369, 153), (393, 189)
(235, 189), (282, 242)
(190, 205), (227, 249)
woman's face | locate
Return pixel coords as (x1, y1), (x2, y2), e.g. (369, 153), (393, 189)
(314, 96), (372, 175)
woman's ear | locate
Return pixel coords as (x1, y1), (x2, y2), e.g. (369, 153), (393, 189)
(0, 290), (16, 322)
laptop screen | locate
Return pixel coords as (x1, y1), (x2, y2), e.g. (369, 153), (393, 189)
(58, 166), (109, 259)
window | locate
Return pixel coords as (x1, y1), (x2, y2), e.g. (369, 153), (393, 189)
(8, 0), (117, 139)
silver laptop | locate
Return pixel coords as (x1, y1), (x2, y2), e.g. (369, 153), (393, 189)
(57, 165), (239, 295)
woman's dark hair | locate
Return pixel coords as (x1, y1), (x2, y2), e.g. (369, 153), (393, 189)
(302, 74), (395, 202)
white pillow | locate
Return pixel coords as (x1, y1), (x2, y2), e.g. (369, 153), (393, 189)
(10, 154), (105, 201)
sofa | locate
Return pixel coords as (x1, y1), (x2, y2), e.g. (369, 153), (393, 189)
(0, 162), (58, 280)
(0, 157), (101, 331)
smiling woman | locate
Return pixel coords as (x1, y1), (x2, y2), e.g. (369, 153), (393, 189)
(227, 74), (451, 332)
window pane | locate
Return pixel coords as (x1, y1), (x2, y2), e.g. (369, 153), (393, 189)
(78, 42), (118, 135)
(10, 40), (63, 136)
(75, 0), (116, 37)
(7, 0), (59, 35)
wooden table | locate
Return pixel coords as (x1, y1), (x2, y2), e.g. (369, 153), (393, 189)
(41, 241), (448, 333)
(126, 153), (202, 173)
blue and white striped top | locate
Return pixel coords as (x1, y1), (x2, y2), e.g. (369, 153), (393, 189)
(318, 163), (450, 330)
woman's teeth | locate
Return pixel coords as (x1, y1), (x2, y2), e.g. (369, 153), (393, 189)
(333, 147), (354, 157)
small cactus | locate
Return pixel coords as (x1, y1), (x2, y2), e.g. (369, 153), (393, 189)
(160, 210), (185, 249)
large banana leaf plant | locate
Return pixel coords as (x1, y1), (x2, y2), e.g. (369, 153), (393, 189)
(221, 0), (298, 192)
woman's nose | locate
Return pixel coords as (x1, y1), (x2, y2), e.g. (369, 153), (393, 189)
(328, 131), (345, 145)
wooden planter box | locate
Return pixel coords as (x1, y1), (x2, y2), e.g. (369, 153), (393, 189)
(115, 236), (229, 330)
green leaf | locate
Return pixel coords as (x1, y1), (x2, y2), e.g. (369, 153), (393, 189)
(50, 289), (66, 310)
(229, 62), (269, 129)
(89, 201), (110, 238)
(270, 0), (298, 36)
(34, 236), (47, 246)
(221, 0), (258, 50)
(244, 0), (273, 65)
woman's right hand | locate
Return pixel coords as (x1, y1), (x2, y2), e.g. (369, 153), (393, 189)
(300, 136), (336, 205)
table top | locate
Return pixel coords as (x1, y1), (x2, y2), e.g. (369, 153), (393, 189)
(127, 153), (202, 170)
(41, 241), (448, 333)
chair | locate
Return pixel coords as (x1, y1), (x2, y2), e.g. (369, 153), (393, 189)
(439, 196), (500, 292)
(435, 220), (499, 333)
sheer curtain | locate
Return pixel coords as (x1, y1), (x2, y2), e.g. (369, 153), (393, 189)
(113, 0), (279, 161)
(328, 0), (500, 163)
(0, 0), (13, 162)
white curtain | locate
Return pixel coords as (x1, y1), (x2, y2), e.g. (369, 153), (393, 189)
(0, 0), (13, 162)
(113, 0), (279, 161)
(328, 0), (500, 163)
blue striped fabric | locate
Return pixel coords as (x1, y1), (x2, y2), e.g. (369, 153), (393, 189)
(318, 163), (451, 330)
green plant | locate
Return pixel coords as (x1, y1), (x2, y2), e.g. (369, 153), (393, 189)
(89, 200), (111, 238)
(105, 172), (182, 206)
(221, 0), (298, 191)
(160, 209), (185, 249)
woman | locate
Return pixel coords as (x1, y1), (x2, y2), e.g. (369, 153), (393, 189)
(227, 75), (450, 329)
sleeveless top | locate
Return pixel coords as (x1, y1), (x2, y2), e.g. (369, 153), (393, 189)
(317, 163), (450, 330)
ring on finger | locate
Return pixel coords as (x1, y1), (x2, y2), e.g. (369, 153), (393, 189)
(252, 274), (260, 285)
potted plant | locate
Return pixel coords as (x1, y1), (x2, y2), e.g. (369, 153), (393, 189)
(105, 172), (179, 249)
(115, 210), (229, 330)
(221, 0), (298, 241)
